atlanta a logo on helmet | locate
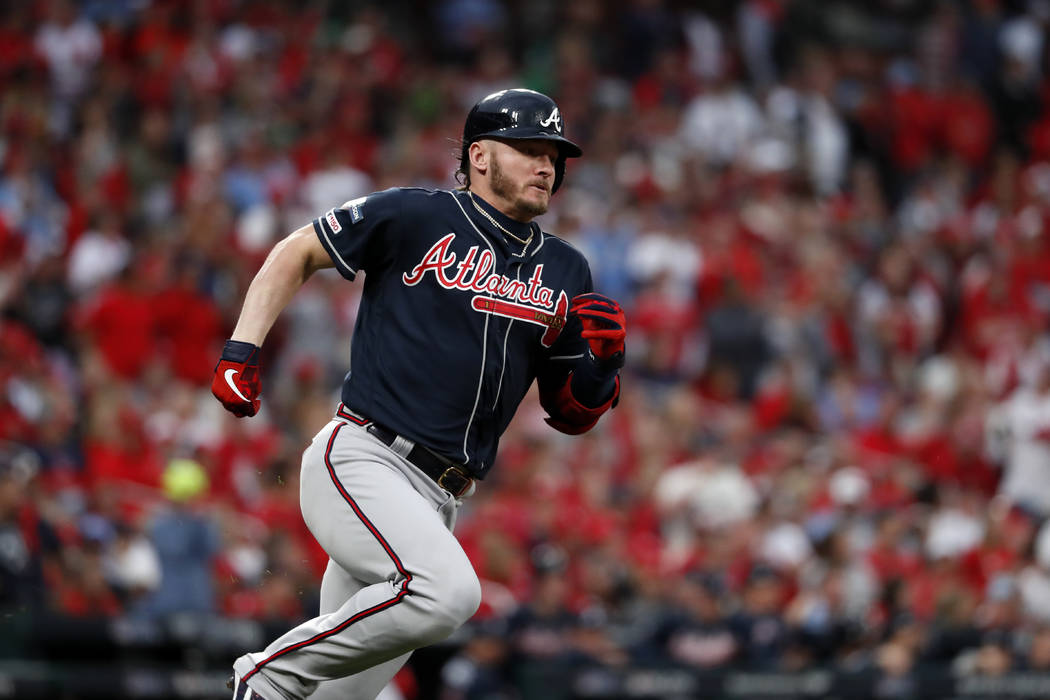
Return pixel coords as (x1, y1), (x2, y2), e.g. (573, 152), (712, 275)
(539, 107), (561, 133)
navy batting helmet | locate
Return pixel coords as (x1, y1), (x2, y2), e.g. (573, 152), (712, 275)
(460, 89), (582, 193)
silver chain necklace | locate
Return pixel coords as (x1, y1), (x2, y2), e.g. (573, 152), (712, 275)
(468, 192), (534, 247)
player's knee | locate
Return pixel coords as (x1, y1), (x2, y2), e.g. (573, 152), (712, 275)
(447, 571), (483, 623)
(415, 571), (481, 641)
(436, 572), (482, 627)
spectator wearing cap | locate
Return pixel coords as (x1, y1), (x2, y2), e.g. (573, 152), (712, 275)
(785, 566), (860, 665)
(871, 613), (925, 698)
(928, 570), (1017, 670)
(954, 627), (1017, 676)
(645, 570), (737, 669)
(570, 547), (648, 658)
(439, 617), (514, 700)
(572, 605), (631, 668)
(730, 564), (790, 669)
(506, 544), (579, 700)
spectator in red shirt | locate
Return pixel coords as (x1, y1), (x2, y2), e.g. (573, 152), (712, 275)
(153, 257), (223, 385)
(77, 265), (158, 381)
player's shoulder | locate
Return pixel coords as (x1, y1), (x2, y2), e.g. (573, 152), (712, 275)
(335, 186), (413, 210)
(399, 186), (463, 209)
(332, 186), (454, 222)
(537, 228), (580, 252)
(536, 229), (589, 266)
(349, 186), (460, 214)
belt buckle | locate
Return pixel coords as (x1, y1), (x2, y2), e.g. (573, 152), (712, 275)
(437, 466), (472, 498)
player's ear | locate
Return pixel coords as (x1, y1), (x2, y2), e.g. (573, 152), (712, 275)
(468, 140), (489, 175)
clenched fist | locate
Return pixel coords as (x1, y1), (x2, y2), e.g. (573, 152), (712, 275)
(211, 340), (262, 417)
(570, 292), (626, 370)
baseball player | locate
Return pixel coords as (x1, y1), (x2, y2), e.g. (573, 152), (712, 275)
(211, 89), (626, 700)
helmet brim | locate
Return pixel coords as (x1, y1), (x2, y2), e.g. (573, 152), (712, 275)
(474, 129), (582, 159)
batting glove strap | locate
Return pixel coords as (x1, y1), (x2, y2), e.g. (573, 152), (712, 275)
(220, 339), (260, 365)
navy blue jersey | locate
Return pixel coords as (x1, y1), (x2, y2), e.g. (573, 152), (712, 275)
(312, 187), (594, 477)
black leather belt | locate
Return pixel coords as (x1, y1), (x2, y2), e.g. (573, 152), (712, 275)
(336, 405), (474, 498)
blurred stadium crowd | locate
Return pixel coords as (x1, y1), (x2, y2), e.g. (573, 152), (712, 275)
(6, 0), (1050, 696)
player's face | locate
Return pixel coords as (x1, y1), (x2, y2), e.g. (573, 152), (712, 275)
(485, 139), (558, 220)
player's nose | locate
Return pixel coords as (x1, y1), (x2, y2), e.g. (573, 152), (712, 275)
(535, 154), (554, 177)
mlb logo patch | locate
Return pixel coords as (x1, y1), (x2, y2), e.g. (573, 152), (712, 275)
(325, 209), (342, 235)
(343, 196), (367, 224)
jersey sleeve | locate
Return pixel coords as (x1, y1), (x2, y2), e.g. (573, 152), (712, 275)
(312, 188), (403, 280)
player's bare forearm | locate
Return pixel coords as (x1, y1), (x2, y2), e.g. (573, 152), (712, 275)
(231, 225), (333, 345)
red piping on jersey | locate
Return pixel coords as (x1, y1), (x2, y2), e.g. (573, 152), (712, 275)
(241, 421), (412, 682)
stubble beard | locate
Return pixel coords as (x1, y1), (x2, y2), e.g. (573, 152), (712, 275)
(491, 157), (549, 220)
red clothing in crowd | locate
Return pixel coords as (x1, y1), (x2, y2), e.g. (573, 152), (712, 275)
(941, 86), (994, 169)
(153, 283), (224, 385)
(78, 282), (157, 380)
(83, 439), (163, 489)
(56, 583), (122, 617)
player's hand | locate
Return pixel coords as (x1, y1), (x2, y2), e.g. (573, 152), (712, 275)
(570, 292), (626, 370)
(211, 340), (262, 417)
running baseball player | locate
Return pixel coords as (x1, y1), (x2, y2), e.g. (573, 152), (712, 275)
(211, 89), (626, 700)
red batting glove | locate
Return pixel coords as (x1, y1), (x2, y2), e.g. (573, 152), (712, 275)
(211, 340), (262, 417)
(570, 292), (626, 370)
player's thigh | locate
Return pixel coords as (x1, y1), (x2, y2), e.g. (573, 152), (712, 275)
(300, 422), (471, 588)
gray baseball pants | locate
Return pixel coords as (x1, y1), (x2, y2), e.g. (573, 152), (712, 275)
(232, 416), (482, 699)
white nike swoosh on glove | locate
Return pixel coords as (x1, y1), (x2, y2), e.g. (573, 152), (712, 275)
(224, 368), (251, 402)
